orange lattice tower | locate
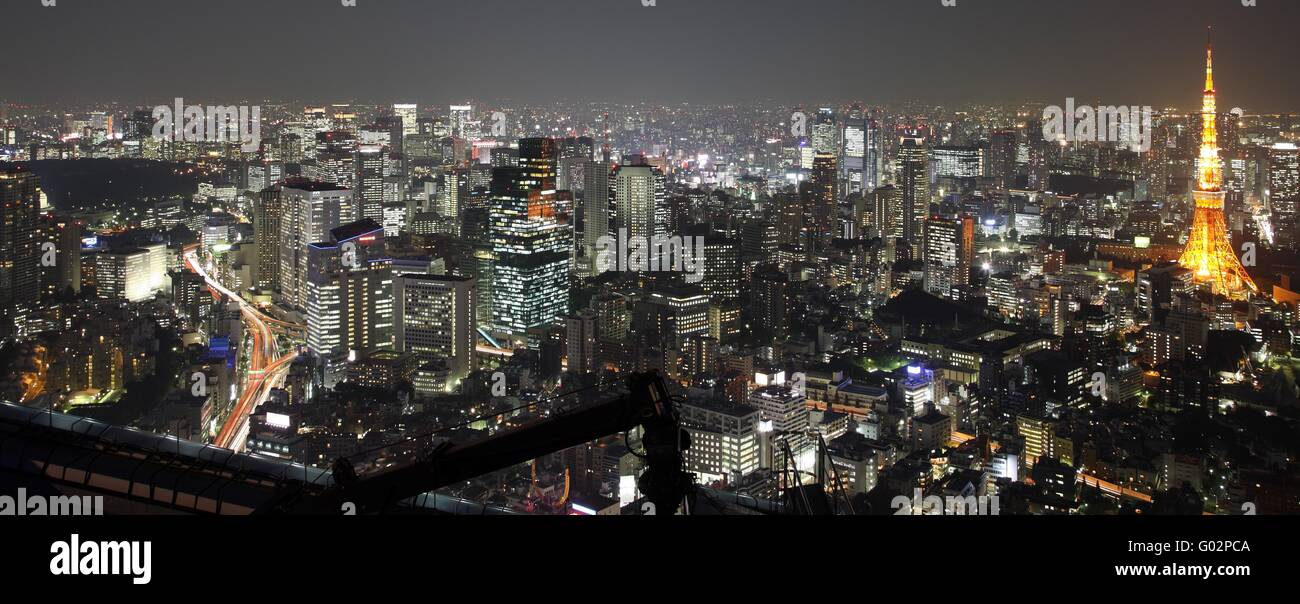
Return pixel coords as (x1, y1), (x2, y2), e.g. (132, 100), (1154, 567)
(1177, 29), (1258, 299)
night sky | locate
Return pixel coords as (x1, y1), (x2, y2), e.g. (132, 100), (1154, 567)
(5, 0), (1299, 109)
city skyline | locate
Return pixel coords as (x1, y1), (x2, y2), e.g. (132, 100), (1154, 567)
(3, 0), (1300, 524)
(8, 1), (1300, 594)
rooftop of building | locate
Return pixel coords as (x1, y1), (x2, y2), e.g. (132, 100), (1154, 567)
(833, 379), (889, 397)
(282, 178), (351, 193)
(397, 272), (473, 284)
(907, 321), (1056, 356)
(683, 397), (759, 419)
(331, 218), (384, 243)
(826, 431), (886, 461)
(1024, 349), (1080, 370)
(915, 408), (950, 426)
(877, 289), (987, 328)
(815, 409), (848, 425)
(750, 384), (798, 399)
(356, 349), (416, 364)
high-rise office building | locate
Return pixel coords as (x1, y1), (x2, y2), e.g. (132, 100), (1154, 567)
(46, 216), (83, 296)
(1016, 414), (1055, 468)
(1269, 143), (1299, 224)
(987, 129), (1018, 190)
(393, 104), (418, 137)
(641, 286), (710, 348)
(438, 167), (468, 219)
(354, 144), (387, 223)
(740, 218), (779, 260)
(171, 270), (211, 328)
(842, 117), (867, 194)
(611, 161), (667, 243)
(305, 219), (394, 376)
(922, 215), (975, 298)
(701, 236), (741, 301)
(245, 161), (283, 192)
(558, 137), (594, 193)
(311, 148), (357, 189)
(449, 105), (474, 139)
(0, 167), (40, 329)
(931, 145), (983, 196)
(490, 138), (570, 337)
(87, 245), (166, 302)
(896, 135), (930, 246)
(773, 192), (806, 247)
(751, 265), (790, 337)
(580, 159), (612, 277)
(872, 185), (902, 240)
(566, 309), (598, 375)
(809, 152), (838, 246)
(254, 186), (282, 292)
(393, 273), (477, 383)
(811, 108), (837, 154)
(586, 292), (627, 343)
(864, 119), (883, 193)
(359, 120), (394, 151)
(280, 180), (353, 310)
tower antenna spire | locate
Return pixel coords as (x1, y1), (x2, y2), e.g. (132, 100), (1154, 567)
(1205, 26), (1215, 92)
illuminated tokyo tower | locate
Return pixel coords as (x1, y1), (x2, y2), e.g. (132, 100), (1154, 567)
(1177, 29), (1258, 299)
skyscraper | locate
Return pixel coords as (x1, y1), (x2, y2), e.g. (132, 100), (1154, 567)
(449, 104), (473, 139)
(922, 214), (975, 299)
(611, 161), (667, 243)
(864, 118), (883, 193)
(393, 103), (418, 136)
(774, 192), (806, 246)
(580, 159), (612, 277)
(558, 136), (594, 193)
(1178, 33), (1258, 299)
(872, 184), (902, 240)
(354, 144), (387, 222)
(987, 129), (1018, 190)
(47, 216), (82, 296)
(254, 186), (282, 292)
(701, 235), (741, 302)
(438, 167), (467, 219)
(811, 108), (838, 154)
(809, 152), (838, 245)
(305, 219), (393, 384)
(490, 138), (570, 338)
(896, 135), (930, 246)
(751, 265), (790, 338)
(0, 167), (40, 331)
(931, 145), (983, 196)
(842, 117), (867, 194)
(280, 180), (353, 310)
(1268, 143), (1299, 225)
